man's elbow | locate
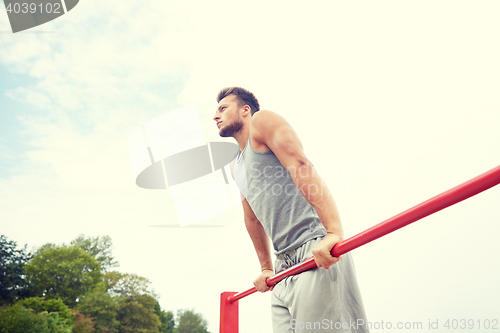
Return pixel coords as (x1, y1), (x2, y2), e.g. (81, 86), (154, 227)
(286, 157), (314, 179)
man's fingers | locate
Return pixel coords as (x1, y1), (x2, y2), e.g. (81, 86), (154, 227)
(315, 254), (342, 269)
(257, 279), (274, 292)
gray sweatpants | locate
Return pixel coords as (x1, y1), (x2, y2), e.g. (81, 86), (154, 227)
(271, 237), (369, 333)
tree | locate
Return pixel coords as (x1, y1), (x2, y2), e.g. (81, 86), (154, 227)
(39, 311), (74, 333)
(0, 303), (74, 333)
(0, 235), (33, 304)
(76, 281), (120, 333)
(0, 304), (48, 333)
(116, 295), (161, 333)
(154, 302), (175, 333)
(104, 272), (157, 299)
(71, 235), (119, 273)
(70, 309), (96, 333)
(173, 310), (210, 333)
(25, 246), (102, 307)
(17, 297), (74, 322)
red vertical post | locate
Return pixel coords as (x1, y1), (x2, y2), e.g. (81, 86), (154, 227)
(220, 292), (238, 333)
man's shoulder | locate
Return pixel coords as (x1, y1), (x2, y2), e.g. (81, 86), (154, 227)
(250, 110), (285, 146)
(251, 109), (279, 124)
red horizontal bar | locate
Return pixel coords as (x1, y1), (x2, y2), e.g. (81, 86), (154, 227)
(228, 164), (500, 303)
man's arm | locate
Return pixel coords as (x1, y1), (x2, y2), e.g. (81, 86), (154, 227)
(251, 110), (344, 269)
(241, 195), (275, 292)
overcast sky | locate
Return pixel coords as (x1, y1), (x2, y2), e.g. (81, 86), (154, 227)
(1, 1), (499, 332)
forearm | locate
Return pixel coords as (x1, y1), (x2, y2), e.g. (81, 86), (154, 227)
(244, 217), (274, 271)
(289, 160), (344, 238)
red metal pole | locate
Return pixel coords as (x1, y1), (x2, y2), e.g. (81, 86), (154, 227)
(227, 164), (500, 303)
(220, 292), (238, 333)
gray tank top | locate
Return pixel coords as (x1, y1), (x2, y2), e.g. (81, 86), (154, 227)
(232, 136), (326, 254)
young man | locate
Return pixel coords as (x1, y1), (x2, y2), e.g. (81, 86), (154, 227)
(214, 87), (369, 333)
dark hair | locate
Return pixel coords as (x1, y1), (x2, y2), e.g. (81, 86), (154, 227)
(216, 87), (260, 115)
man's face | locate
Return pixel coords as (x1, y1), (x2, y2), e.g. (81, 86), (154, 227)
(213, 95), (244, 137)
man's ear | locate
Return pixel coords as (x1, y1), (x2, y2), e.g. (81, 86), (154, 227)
(243, 105), (252, 116)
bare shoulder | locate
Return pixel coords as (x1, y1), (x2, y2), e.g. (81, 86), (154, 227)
(250, 110), (289, 144)
(252, 110), (284, 125)
(251, 109), (306, 164)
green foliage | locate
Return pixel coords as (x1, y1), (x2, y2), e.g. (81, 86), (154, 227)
(17, 297), (74, 321)
(70, 309), (96, 333)
(77, 282), (120, 333)
(173, 310), (210, 333)
(0, 303), (74, 333)
(25, 246), (102, 307)
(39, 311), (74, 333)
(2, 235), (211, 333)
(116, 295), (161, 333)
(0, 304), (48, 333)
(154, 302), (174, 333)
(0, 235), (33, 305)
(16, 297), (45, 313)
(104, 271), (157, 299)
(71, 235), (119, 273)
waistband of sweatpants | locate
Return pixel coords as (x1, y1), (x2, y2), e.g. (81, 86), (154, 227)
(274, 236), (324, 272)
(276, 236), (323, 259)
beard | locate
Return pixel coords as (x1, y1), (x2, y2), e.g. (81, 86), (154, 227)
(219, 115), (243, 137)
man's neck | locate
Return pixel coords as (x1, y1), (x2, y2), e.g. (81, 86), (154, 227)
(234, 125), (250, 152)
